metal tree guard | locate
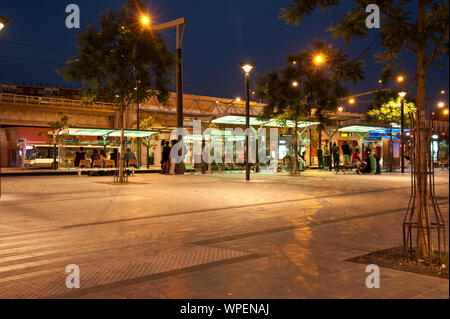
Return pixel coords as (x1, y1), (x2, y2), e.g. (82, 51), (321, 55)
(403, 111), (446, 263)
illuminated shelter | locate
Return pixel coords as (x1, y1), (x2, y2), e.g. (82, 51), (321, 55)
(57, 128), (158, 139)
(211, 115), (320, 139)
(338, 125), (408, 146)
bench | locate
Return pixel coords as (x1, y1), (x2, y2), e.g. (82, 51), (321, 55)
(335, 164), (355, 174)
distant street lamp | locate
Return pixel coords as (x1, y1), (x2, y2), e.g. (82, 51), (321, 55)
(239, 62), (256, 181)
(0, 16), (10, 198)
(348, 98), (355, 105)
(337, 106), (344, 113)
(398, 91), (407, 173)
(397, 75), (405, 83)
(313, 54), (325, 66)
(438, 102), (445, 108)
(0, 16), (11, 31)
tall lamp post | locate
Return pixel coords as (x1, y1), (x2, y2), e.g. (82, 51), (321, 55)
(239, 62), (256, 181)
(141, 16), (187, 174)
(0, 16), (10, 198)
(399, 91), (407, 173)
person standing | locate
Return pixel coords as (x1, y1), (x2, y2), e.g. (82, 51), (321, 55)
(110, 148), (119, 167)
(161, 141), (171, 174)
(317, 146), (324, 169)
(332, 142), (340, 170)
(324, 144), (330, 168)
(74, 147), (87, 168)
(375, 143), (382, 174)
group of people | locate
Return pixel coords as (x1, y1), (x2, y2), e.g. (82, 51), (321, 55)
(316, 141), (382, 174)
(73, 147), (137, 168)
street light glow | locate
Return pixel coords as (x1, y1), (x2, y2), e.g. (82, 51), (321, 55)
(438, 102), (445, 108)
(441, 90), (445, 94)
(314, 54), (325, 65)
(0, 16), (11, 31)
(444, 109), (449, 115)
(240, 64), (254, 73)
(338, 106), (344, 112)
(349, 98), (355, 104)
(397, 75), (405, 82)
(235, 97), (241, 102)
(292, 81), (299, 87)
(398, 91), (407, 98)
(141, 15), (150, 26)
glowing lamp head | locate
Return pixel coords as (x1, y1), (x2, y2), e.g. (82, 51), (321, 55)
(349, 98), (355, 105)
(235, 97), (241, 102)
(0, 16), (11, 31)
(239, 62), (256, 74)
(141, 15), (150, 26)
(314, 54), (325, 65)
(398, 91), (407, 98)
(338, 106), (344, 112)
(444, 109), (449, 115)
(438, 102), (445, 108)
(397, 75), (405, 83)
(441, 90), (445, 95)
(292, 81), (299, 87)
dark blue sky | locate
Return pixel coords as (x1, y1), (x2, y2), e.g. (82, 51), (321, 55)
(0, 0), (448, 113)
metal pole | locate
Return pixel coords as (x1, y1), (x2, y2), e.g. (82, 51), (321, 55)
(401, 97), (405, 173)
(176, 24), (185, 175)
(137, 103), (140, 168)
(245, 72), (250, 181)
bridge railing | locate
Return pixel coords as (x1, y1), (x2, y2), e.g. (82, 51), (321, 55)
(0, 93), (117, 111)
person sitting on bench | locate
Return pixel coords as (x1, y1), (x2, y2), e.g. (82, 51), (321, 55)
(352, 149), (367, 174)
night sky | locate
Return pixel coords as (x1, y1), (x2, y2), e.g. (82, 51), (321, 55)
(0, 0), (448, 113)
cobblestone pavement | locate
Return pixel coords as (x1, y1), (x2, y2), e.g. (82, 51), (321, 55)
(0, 170), (448, 299)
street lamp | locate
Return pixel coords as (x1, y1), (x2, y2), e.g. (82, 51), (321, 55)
(348, 98), (355, 105)
(140, 15), (187, 174)
(397, 75), (405, 83)
(337, 106), (344, 113)
(239, 62), (256, 181)
(438, 102), (445, 108)
(292, 81), (299, 87)
(141, 15), (150, 26)
(0, 16), (11, 31)
(313, 54), (325, 65)
(398, 91), (407, 173)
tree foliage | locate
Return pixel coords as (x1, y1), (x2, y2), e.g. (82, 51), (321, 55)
(254, 40), (364, 124)
(367, 96), (416, 125)
(58, 0), (175, 107)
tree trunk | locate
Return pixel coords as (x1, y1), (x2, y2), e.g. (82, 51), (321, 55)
(118, 103), (126, 183)
(292, 123), (298, 175)
(415, 0), (433, 257)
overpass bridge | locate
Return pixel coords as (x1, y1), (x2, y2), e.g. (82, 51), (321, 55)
(0, 92), (265, 129)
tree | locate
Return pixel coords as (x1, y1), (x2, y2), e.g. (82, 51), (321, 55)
(281, 0), (449, 258)
(58, 0), (175, 182)
(38, 113), (72, 170)
(254, 40), (364, 175)
(367, 95), (416, 171)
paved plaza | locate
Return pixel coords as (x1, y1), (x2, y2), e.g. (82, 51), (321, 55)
(0, 170), (448, 299)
